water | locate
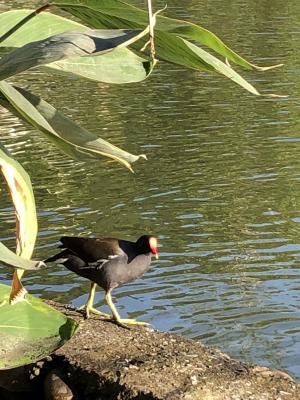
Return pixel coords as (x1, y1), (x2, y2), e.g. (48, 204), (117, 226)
(1, 0), (300, 379)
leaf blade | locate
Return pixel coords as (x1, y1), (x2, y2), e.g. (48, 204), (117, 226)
(51, 0), (268, 93)
(181, 37), (260, 95)
(0, 11), (153, 83)
(0, 283), (78, 369)
(0, 10), (87, 47)
(48, 47), (154, 84)
(153, 32), (260, 95)
(0, 243), (44, 271)
(0, 28), (148, 81)
(52, 0), (274, 70)
(0, 144), (38, 259)
(0, 81), (146, 171)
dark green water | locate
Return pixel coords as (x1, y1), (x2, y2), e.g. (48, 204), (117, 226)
(1, 0), (300, 379)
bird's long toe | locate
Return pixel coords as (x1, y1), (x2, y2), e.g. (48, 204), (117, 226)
(89, 306), (110, 318)
(114, 318), (150, 327)
(81, 305), (110, 319)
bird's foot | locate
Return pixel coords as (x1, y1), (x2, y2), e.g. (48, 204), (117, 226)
(86, 306), (110, 319)
(113, 318), (150, 327)
(78, 305), (110, 319)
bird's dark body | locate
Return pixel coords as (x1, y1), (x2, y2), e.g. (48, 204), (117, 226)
(46, 236), (152, 291)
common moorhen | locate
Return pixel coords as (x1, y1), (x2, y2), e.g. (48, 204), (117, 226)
(45, 235), (158, 327)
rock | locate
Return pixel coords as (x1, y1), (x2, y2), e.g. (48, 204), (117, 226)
(44, 369), (74, 400)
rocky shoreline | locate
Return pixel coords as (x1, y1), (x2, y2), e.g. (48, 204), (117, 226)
(0, 300), (299, 399)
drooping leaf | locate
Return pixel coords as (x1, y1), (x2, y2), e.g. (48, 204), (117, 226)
(153, 32), (259, 95)
(0, 10), (153, 84)
(50, 0), (273, 94)
(0, 283), (78, 369)
(52, 0), (280, 71)
(49, 47), (154, 84)
(0, 243), (44, 271)
(0, 81), (146, 171)
(0, 27), (149, 81)
(0, 144), (38, 259)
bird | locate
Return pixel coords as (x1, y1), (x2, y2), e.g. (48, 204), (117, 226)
(45, 235), (158, 327)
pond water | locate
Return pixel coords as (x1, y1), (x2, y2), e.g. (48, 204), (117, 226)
(1, 0), (300, 379)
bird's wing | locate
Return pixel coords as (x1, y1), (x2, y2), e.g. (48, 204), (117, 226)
(59, 236), (124, 262)
(69, 254), (129, 288)
(84, 255), (118, 268)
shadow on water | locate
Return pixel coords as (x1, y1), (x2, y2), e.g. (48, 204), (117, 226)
(1, 0), (300, 379)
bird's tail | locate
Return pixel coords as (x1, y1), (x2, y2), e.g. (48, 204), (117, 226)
(44, 249), (70, 263)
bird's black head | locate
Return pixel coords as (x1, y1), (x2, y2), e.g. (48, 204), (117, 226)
(136, 235), (159, 258)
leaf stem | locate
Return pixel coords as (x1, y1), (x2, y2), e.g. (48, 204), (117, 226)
(147, 0), (156, 61)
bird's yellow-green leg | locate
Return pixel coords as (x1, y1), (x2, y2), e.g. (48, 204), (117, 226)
(80, 282), (110, 319)
(105, 289), (150, 327)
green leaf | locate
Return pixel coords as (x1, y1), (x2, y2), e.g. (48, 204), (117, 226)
(0, 81), (146, 171)
(181, 36), (259, 95)
(53, 0), (278, 71)
(0, 11), (153, 84)
(0, 144), (38, 259)
(0, 283), (78, 369)
(51, 0), (270, 94)
(150, 32), (259, 95)
(0, 243), (44, 271)
(49, 47), (154, 84)
(0, 28), (149, 81)
(0, 10), (88, 47)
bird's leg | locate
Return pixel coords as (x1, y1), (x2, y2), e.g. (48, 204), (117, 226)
(80, 282), (110, 319)
(105, 290), (150, 327)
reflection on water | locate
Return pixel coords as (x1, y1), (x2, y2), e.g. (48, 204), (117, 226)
(1, 0), (300, 379)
